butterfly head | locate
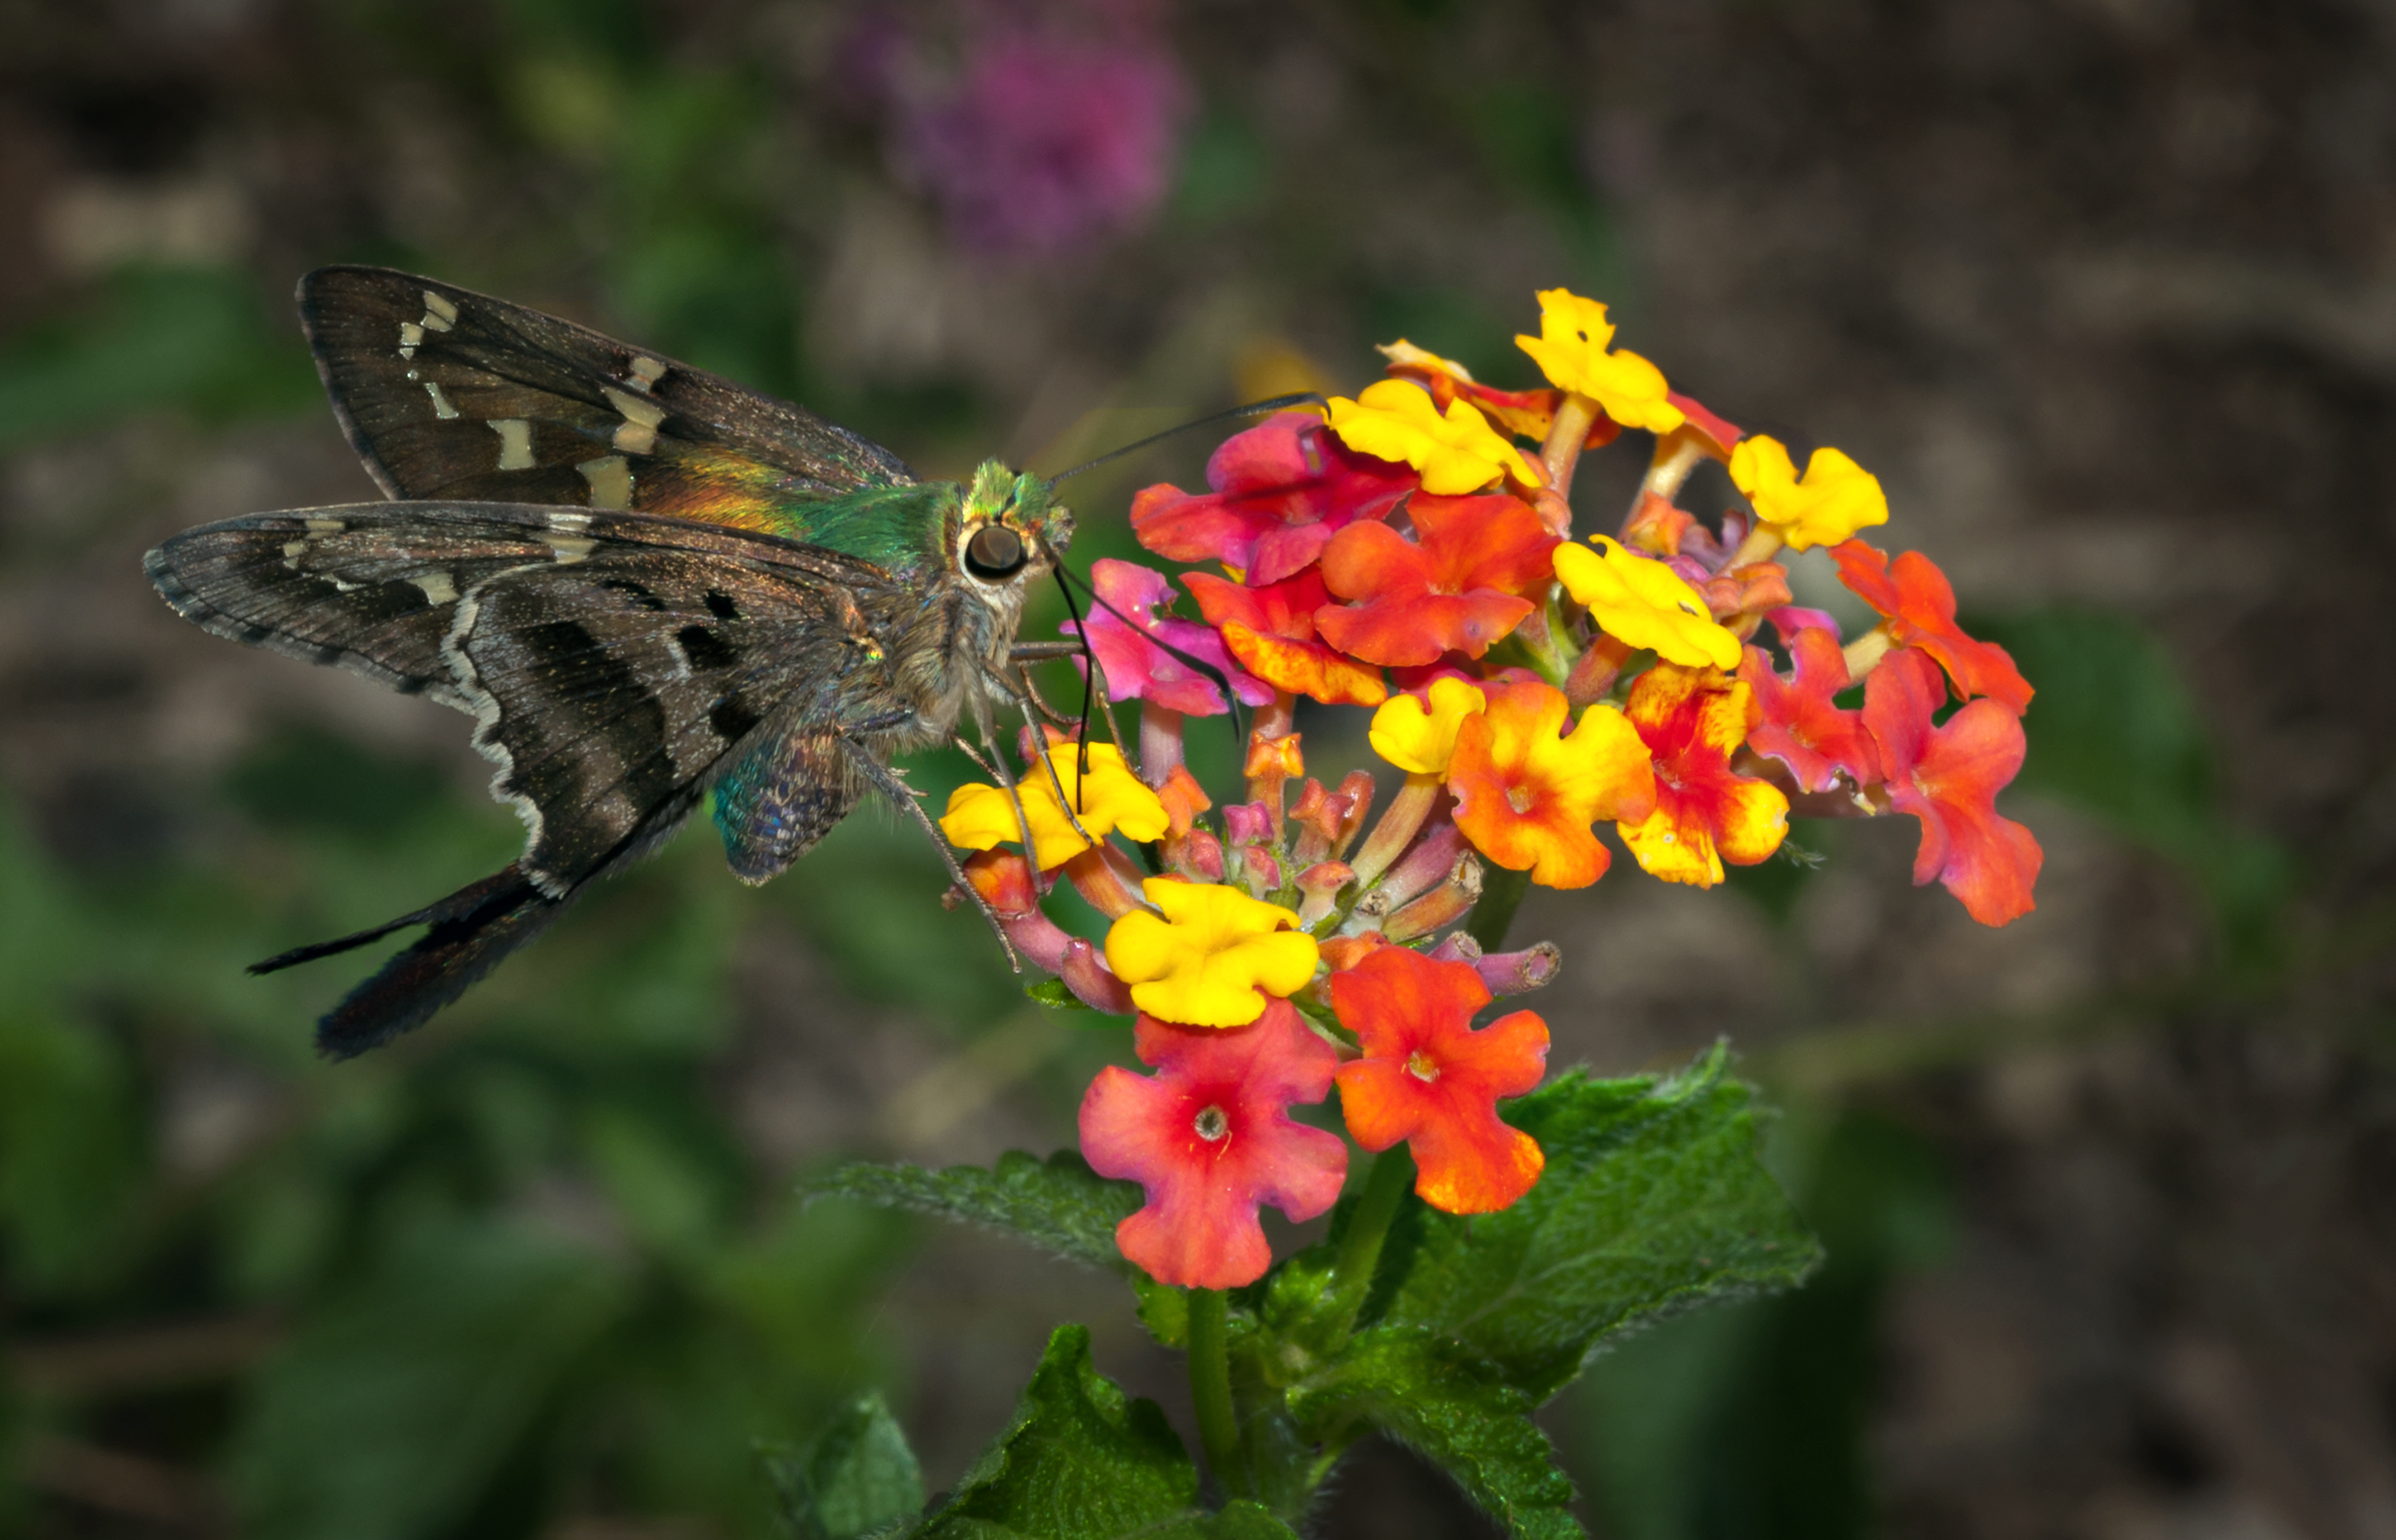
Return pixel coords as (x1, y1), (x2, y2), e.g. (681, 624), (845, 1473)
(956, 460), (1074, 590)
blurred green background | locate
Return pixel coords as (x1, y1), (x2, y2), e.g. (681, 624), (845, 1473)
(1, 2), (2390, 1537)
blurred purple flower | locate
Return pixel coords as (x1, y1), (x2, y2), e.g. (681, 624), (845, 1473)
(898, 23), (1192, 255)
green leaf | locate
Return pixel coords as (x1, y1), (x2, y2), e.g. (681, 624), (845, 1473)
(1132, 1274), (1190, 1348)
(1375, 1047), (1819, 1400)
(762, 1392), (925, 1540)
(229, 1220), (628, 1540)
(908, 1324), (1197, 1539)
(808, 1150), (1141, 1274)
(1023, 978), (1094, 1011)
(1290, 1330), (1580, 1540)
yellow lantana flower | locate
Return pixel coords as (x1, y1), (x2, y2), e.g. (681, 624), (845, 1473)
(1326, 380), (1537, 496)
(1513, 289), (1685, 436)
(1727, 435), (1889, 551)
(1553, 536), (1743, 671)
(1104, 879), (1321, 1028)
(941, 744), (1169, 870)
(1368, 677), (1488, 776)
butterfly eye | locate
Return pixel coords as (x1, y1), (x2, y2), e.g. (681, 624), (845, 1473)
(965, 524), (1026, 579)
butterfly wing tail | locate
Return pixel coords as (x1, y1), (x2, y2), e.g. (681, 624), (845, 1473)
(250, 864), (568, 1060)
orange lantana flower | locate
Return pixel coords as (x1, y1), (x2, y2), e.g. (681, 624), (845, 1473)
(1447, 680), (1655, 889)
(1183, 568), (1387, 707)
(1618, 664), (1790, 886)
(1330, 947), (1548, 1214)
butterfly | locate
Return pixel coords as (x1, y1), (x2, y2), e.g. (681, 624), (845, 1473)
(145, 267), (1085, 1059)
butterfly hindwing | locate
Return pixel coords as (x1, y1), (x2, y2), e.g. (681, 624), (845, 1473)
(147, 502), (908, 894)
(711, 726), (860, 884)
(454, 546), (890, 891)
(300, 267), (916, 526)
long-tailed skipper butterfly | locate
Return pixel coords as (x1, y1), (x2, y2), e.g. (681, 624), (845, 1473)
(146, 268), (1087, 1059)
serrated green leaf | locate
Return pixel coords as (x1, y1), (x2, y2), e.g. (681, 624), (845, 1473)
(1292, 1328), (1580, 1540)
(1141, 1502), (1303, 1539)
(761, 1391), (925, 1540)
(1377, 1047), (1819, 1400)
(909, 1324), (1196, 1539)
(807, 1151), (1141, 1274)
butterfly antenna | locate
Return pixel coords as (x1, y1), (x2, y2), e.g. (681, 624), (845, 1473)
(1048, 562), (1096, 810)
(1051, 560), (1249, 750)
(1043, 392), (1327, 488)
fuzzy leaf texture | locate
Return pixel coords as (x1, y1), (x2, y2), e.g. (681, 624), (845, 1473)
(1373, 1045), (1819, 1401)
(904, 1325), (1300, 1539)
(1288, 1331), (1579, 1540)
(762, 1392), (926, 1540)
(808, 1151), (1143, 1275)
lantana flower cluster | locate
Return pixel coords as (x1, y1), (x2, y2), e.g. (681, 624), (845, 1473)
(938, 289), (2041, 1291)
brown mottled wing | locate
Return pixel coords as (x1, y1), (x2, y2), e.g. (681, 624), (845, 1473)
(144, 502), (902, 895)
(298, 266), (914, 517)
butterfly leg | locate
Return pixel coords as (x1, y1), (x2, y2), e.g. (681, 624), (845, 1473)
(838, 737), (1023, 974)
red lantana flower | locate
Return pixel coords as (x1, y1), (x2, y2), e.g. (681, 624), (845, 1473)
(1184, 568), (1387, 706)
(1738, 630), (1879, 793)
(1130, 412), (1415, 587)
(1831, 540), (2034, 712)
(1618, 664), (1791, 886)
(1314, 493), (1562, 667)
(1330, 947), (1548, 1214)
(1073, 558), (1272, 716)
(1862, 648), (2043, 926)
(1079, 1000), (1349, 1289)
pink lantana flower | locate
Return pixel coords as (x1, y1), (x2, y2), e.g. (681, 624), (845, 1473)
(1071, 558), (1272, 715)
(1862, 647), (2044, 926)
(1130, 412), (1416, 587)
(1079, 1000), (1348, 1289)
(1738, 630), (1879, 793)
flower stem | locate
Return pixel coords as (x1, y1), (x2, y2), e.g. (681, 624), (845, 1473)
(1319, 1146), (1415, 1347)
(1187, 1288), (1242, 1493)
(1466, 863), (1532, 951)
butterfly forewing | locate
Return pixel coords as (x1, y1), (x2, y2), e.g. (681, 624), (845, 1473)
(147, 503), (908, 893)
(300, 267), (916, 526)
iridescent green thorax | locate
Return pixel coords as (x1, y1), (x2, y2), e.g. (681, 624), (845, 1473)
(747, 460), (1069, 576)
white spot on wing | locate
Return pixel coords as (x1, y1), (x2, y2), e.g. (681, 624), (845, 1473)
(659, 633), (693, 682)
(281, 538), (309, 566)
(413, 570), (459, 605)
(542, 533), (597, 564)
(602, 386), (666, 456)
(576, 456), (633, 510)
(304, 517), (346, 535)
(424, 380), (460, 420)
(398, 321), (423, 358)
(489, 418), (536, 470)
(626, 355), (667, 391)
(547, 511), (593, 532)
(420, 290), (458, 330)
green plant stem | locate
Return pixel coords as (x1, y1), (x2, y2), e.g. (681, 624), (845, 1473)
(1467, 864), (1531, 951)
(1318, 1146), (1414, 1347)
(1187, 1288), (1241, 1493)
